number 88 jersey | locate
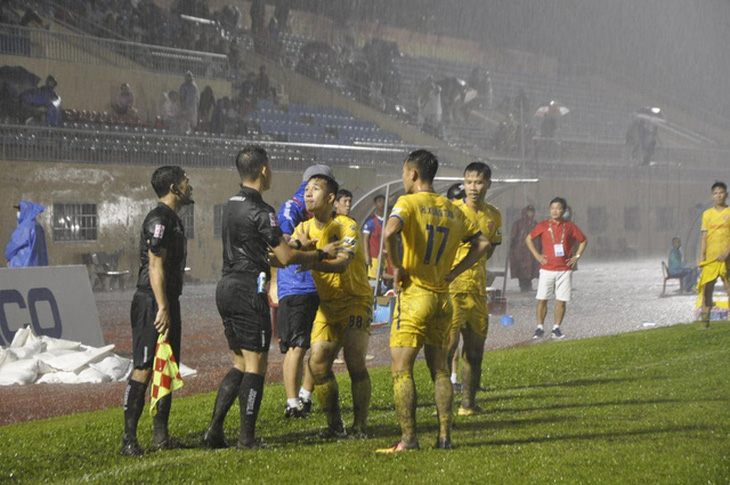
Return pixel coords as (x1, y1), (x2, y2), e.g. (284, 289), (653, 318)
(390, 192), (481, 293)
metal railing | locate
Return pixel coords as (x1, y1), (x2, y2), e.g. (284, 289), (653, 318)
(0, 25), (228, 78)
(0, 124), (411, 171)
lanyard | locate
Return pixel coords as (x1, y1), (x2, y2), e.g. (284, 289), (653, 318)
(548, 221), (566, 245)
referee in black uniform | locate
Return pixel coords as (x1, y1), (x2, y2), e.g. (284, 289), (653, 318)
(203, 145), (338, 450)
(121, 165), (194, 456)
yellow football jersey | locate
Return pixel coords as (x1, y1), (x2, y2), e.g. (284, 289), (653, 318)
(450, 199), (502, 294)
(701, 206), (730, 261)
(295, 215), (371, 301)
(390, 191), (480, 293)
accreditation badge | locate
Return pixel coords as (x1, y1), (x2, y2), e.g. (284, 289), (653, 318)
(553, 243), (565, 257)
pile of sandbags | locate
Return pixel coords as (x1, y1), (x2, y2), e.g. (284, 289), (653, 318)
(0, 326), (196, 385)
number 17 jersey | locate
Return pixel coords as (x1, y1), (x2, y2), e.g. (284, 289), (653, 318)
(390, 192), (481, 293)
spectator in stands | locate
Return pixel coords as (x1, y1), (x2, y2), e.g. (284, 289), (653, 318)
(20, 75), (62, 126)
(540, 101), (560, 138)
(210, 96), (229, 135)
(198, 86), (215, 132)
(111, 83), (137, 116)
(162, 90), (186, 134)
(179, 71), (200, 133)
(418, 75), (442, 138)
(668, 237), (698, 293)
(253, 65), (272, 103)
(510, 204), (540, 292)
(250, 0), (266, 35)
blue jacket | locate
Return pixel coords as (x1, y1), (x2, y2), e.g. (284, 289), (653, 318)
(5, 200), (48, 267)
(276, 182), (317, 298)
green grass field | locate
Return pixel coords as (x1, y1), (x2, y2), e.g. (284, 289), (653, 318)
(1, 322), (728, 484)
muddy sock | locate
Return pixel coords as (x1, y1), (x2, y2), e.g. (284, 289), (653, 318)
(392, 370), (417, 446)
(461, 355), (482, 410)
(314, 370), (342, 430)
(349, 370), (371, 433)
(433, 369), (453, 442)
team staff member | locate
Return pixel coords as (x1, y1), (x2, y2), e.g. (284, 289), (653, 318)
(378, 150), (490, 453)
(276, 164), (339, 419)
(120, 165), (194, 456)
(203, 146), (337, 450)
(448, 162), (501, 416)
(526, 197), (587, 340)
(363, 194), (386, 279)
(334, 189), (353, 217)
(292, 175), (373, 438)
(698, 181), (730, 328)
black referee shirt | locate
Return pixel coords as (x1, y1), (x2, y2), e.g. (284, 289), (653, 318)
(136, 202), (187, 298)
(221, 186), (283, 278)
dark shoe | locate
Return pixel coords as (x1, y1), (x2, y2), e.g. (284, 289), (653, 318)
(235, 438), (268, 450)
(203, 427), (229, 449)
(551, 327), (565, 339)
(375, 440), (420, 453)
(436, 437), (453, 449)
(317, 422), (348, 440)
(120, 434), (144, 456)
(533, 328), (544, 339)
(299, 398), (313, 416)
(350, 427), (368, 440)
(284, 402), (306, 419)
(151, 436), (186, 450)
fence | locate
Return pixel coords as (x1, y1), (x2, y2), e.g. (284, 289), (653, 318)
(0, 25), (228, 79)
(0, 124), (412, 171)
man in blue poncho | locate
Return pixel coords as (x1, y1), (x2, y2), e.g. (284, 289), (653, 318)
(5, 200), (48, 267)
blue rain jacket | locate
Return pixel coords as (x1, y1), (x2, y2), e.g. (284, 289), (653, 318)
(5, 200), (48, 267)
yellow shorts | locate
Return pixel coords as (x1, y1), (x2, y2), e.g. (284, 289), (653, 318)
(390, 284), (452, 349)
(450, 292), (488, 339)
(311, 297), (372, 345)
(698, 260), (728, 290)
(367, 256), (381, 280)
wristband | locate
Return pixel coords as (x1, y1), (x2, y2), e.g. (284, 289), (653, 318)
(292, 239), (302, 250)
(575, 254), (581, 259)
(316, 249), (327, 261)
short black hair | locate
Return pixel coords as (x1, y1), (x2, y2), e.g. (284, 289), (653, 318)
(308, 174), (339, 197)
(151, 166), (186, 198)
(464, 161), (491, 180)
(235, 145), (269, 181)
(550, 197), (567, 210)
(336, 189), (353, 202)
(711, 181), (727, 192)
(373, 194), (385, 203)
(404, 149), (438, 184)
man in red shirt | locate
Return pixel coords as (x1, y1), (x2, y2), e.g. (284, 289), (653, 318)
(525, 197), (587, 339)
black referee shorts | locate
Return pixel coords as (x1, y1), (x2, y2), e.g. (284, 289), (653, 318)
(130, 290), (181, 370)
(276, 293), (319, 353)
(216, 275), (271, 353)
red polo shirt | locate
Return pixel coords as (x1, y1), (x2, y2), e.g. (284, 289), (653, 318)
(529, 219), (586, 271)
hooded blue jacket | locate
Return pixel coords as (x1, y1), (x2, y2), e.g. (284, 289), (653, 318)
(276, 182), (317, 298)
(5, 200), (48, 267)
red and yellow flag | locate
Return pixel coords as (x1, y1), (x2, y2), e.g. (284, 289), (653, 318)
(150, 334), (184, 415)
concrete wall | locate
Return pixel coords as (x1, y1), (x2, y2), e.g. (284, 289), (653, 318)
(1, 160), (713, 283)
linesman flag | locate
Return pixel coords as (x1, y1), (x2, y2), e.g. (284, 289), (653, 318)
(150, 334), (184, 415)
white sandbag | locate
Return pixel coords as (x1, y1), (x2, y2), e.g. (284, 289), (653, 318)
(7, 339), (42, 360)
(37, 367), (111, 384)
(35, 349), (78, 374)
(179, 362), (198, 378)
(0, 358), (39, 385)
(40, 336), (81, 352)
(89, 354), (133, 381)
(9, 326), (31, 348)
(0, 347), (17, 368)
(40, 344), (115, 373)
